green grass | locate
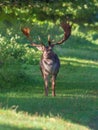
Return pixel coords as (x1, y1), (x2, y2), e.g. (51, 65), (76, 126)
(0, 108), (91, 130)
(0, 57), (98, 130)
(0, 93), (97, 130)
(0, 21), (98, 129)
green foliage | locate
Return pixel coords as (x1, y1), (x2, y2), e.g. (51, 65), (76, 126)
(0, 35), (40, 89)
(0, 35), (40, 64)
(0, 0), (98, 24)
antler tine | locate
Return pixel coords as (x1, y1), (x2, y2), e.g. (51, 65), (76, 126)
(21, 27), (30, 37)
(48, 34), (51, 45)
(61, 21), (70, 32)
(38, 36), (44, 45)
(66, 17), (73, 27)
(38, 36), (42, 43)
(21, 27), (33, 42)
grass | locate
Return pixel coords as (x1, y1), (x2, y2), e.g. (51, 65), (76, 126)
(0, 21), (98, 129)
(0, 93), (97, 130)
(0, 108), (90, 130)
(0, 57), (98, 130)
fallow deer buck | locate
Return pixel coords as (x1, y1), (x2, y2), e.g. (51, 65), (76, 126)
(21, 21), (72, 96)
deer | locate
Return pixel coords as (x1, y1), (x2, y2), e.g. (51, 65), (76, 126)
(21, 20), (72, 96)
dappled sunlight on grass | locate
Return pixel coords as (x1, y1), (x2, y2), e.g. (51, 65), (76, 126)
(0, 108), (90, 130)
(60, 57), (98, 68)
(0, 92), (97, 130)
(0, 91), (98, 130)
(59, 56), (98, 84)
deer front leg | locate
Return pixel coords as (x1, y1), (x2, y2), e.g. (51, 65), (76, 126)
(43, 74), (49, 96)
(51, 75), (56, 96)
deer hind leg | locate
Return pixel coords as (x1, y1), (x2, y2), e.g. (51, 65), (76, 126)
(43, 74), (49, 96)
(51, 75), (56, 96)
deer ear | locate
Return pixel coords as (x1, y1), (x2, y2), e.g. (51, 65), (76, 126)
(36, 44), (45, 51)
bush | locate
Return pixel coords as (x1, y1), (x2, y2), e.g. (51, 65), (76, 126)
(0, 35), (40, 65)
(0, 35), (40, 89)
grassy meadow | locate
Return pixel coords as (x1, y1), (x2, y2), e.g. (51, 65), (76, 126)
(0, 19), (98, 130)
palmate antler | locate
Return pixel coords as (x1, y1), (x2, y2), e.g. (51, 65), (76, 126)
(48, 21), (72, 46)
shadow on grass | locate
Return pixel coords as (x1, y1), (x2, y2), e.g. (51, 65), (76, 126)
(0, 124), (42, 130)
(0, 93), (98, 130)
